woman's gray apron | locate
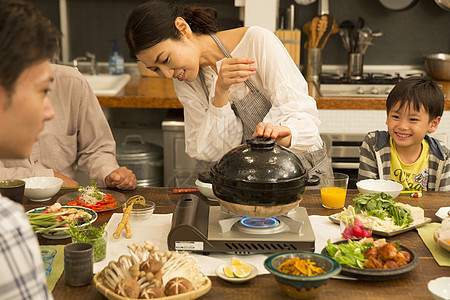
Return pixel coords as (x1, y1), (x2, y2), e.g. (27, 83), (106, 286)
(200, 34), (333, 185)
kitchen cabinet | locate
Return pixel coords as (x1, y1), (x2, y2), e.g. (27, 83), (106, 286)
(97, 76), (450, 110)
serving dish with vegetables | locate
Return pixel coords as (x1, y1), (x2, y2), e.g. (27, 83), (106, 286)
(26, 203), (97, 239)
(321, 238), (419, 280)
(57, 180), (126, 212)
(329, 192), (430, 236)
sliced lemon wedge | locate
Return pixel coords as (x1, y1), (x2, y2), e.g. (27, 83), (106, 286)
(231, 257), (242, 266)
(223, 266), (235, 278)
(233, 264), (251, 278)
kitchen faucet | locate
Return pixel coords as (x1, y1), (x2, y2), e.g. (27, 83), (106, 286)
(86, 51), (97, 75)
(72, 51), (97, 75)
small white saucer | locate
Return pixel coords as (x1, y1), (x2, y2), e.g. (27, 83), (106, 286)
(215, 263), (258, 283)
(435, 207), (450, 221)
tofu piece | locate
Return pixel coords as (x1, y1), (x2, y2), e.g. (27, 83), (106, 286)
(442, 219), (450, 231)
(396, 203), (425, 222)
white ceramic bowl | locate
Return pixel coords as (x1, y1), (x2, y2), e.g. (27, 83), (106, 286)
(428, 277), (450, 300)
(356, 179), (403, 198)
(195, 179), (216, 200)
(23, 177), (63, 201)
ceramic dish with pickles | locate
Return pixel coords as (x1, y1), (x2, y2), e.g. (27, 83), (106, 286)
(329, 192), (430, 237)
(26, 203), (97, 239)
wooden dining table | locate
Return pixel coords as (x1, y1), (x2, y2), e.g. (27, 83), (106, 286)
(23, 188), (449, 300)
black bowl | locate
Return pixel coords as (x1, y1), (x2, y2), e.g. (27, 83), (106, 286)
(320, 239), (419, 281)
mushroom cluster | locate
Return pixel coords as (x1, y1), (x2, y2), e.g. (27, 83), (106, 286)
(98, 240), (206, 299)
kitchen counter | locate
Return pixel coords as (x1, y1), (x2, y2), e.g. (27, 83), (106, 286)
(26, 188), (449, 300)
(97, 75), (450, 110)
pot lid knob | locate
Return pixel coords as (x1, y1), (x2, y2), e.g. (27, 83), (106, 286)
(246, 136), (275, 150)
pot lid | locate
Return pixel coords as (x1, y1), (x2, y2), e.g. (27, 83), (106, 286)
(116, 135), (162, 159)
(212, 137), (305, 183)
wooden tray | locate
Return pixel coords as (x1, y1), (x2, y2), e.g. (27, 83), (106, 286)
(328, 213), (431, 237)
(94, 270), (212, 300)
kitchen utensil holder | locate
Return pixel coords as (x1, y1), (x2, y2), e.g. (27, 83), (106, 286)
(348, 53), (364, 79)
(305, 48), (322, 83)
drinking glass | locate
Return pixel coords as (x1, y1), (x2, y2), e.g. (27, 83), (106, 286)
(320, 173), (349, 209)
(41, 247), (57, 275)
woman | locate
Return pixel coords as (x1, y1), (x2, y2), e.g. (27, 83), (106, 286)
(125, 0), (332, 179)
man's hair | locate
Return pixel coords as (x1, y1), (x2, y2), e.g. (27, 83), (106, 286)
(0, 0), (61, 98)
(386, 76), (445, 121)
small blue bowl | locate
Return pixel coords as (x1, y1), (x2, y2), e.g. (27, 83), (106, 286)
(264, 251), (341, 299)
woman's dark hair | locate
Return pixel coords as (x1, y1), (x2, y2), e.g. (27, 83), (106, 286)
(386, 76), (444, 121)
(0, 0), (61, 99)
(125, 0), (218, 59)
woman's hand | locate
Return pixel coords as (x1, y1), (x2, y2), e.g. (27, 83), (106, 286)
(214, 57), (257, 107)
(253, 122), (292, 148)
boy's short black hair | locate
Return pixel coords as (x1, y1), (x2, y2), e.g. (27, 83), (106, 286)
(386, 76), (445, 121)
(0, 0), (61, 99)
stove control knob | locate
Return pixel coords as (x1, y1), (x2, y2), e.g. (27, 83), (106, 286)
(356, 87), (364, 94)
(370, 87), (379, 94)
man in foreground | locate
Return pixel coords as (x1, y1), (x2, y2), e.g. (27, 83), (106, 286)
(0, 1), (61, 298)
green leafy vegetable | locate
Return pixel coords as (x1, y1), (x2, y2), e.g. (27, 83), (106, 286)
(352, 192), (413, 228)
(325, 239), (372, 269)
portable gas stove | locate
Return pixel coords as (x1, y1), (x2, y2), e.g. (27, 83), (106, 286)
(167, 194), (315, 254)
(319, 65), (426, 98)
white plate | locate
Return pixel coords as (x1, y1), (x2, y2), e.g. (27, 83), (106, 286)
(27, 206), (97, 239)
(435, 207), (450, 221)
(215, 263), (258, 283)
(329, 213), (431, 237)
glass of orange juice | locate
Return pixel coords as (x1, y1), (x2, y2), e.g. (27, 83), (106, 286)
(320, 173), (349, 209)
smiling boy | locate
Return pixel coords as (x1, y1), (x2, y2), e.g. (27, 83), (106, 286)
(358, 76), (450, 191)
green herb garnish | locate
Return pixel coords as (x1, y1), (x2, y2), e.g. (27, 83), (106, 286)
(66, 216), (107, 262)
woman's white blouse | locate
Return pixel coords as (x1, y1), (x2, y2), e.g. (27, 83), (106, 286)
(173, 26), (322, 162)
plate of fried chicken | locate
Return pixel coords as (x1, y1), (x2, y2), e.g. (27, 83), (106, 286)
(321, 238), (419, 281)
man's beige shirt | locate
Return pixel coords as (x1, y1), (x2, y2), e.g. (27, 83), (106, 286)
(0, 64), (119, 185)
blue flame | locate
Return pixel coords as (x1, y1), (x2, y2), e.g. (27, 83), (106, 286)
(240, 217), (278, 228)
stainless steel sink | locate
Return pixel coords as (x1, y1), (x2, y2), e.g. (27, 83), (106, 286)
(83, 74), (130, 96)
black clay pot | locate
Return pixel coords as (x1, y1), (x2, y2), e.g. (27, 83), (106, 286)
(211, 136), (319, 218)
